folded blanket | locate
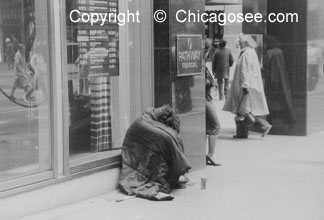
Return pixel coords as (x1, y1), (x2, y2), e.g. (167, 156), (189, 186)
(118, 106), (191, 200)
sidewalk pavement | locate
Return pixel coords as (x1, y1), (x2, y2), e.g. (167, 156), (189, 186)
(19, 99), (324, 220)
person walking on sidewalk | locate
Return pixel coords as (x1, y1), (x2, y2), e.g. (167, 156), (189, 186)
(212, 39), (233, 100)
(5, 38), (15, 69)
(10, 44), (34, 102)
(223, 33), (272, 138)
(205, 40), (221, 166)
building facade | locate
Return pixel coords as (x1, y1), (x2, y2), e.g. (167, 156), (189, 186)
(0, 0), (323, 219)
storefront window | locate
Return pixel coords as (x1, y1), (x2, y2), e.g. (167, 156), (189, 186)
(0, 0), (52, 189)
(307, 0), (324, 133)
(65, 0), (120, 170)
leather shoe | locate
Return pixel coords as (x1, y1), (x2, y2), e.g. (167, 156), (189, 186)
(206, 156), (221, 166)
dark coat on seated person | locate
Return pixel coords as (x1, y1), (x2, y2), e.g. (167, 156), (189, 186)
(118, 105), (191, 201)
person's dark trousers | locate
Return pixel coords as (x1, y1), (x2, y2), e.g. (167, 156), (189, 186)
(217, 78), (229, 100)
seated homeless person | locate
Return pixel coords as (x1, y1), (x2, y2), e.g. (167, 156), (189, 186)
(118, 105), (191, 201)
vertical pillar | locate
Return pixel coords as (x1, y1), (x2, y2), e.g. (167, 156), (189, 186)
(266, 0), (307, 135)
(153, 0), (206, 169)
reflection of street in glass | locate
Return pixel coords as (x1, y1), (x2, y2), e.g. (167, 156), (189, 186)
(307, 42), (322, 91)
(0, 61), (47, 179)
(175, 76), (194, 114)
(0, 105), (39, 174)
(5, 38), (14, 69)
(307, 41), (324, 92)
(10, 45), (34, 102)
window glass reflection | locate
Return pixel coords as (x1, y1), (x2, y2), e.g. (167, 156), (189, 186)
(0, 0), (52, 182)
(307, 0), (324, 133)
(263, 34), (295, 129)
(65, 0), (120, 163)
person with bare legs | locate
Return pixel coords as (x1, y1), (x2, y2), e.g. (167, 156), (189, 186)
(206, 104), (221, 166)
(206, 66), (221, 166)
(10, 44), (34, 102)
(205, 39), (221, 166)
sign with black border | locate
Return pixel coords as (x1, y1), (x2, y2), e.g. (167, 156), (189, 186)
(176, 35), (203, 76)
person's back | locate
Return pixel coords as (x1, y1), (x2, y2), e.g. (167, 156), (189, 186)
(12, 36), (19, 52)
(6, 42), (14, 55)
(5, 40), (14, 69)
(212, 40), (233, 100)
(212, 47), (233, 79)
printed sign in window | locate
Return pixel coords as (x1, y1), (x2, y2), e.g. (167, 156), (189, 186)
(176, 35), (203, 76)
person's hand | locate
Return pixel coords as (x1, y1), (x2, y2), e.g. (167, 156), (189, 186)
(243, 88), (249, 94)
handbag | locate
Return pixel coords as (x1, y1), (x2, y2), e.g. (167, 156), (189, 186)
(234, 93), (255, 127)
(244, 111), (256, 126)
(205, 66), (215, 87)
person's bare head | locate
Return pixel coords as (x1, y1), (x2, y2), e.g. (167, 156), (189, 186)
(219, 39), (227, 48)
(237, 33), (257, 49)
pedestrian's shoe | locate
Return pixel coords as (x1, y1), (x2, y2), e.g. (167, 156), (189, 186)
(206, 155), (221, 166)
(261, 125), (272, 137)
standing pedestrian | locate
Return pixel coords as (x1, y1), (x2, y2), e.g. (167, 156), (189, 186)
(10, 44), (34, 102)
(205, 39), (221, 166)
(212, 39), (233, 100)
(5, 38), (14, 69)
(11, 35), (19, 54)
(223, 33), (272, 138)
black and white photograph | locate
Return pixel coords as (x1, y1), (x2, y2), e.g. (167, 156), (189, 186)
(0, 0), (323, 219)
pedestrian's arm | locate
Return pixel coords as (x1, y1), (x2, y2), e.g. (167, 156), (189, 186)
(261, 53), (271, 81)
(30, 55), (38, 70)
(229, 52), (234, 67)
(212, 53), (217, 74)
(240, 53), (250, 89)
(205, 67), (214, 89)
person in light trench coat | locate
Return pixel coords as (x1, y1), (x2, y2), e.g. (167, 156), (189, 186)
(223, 33), (272, 137)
